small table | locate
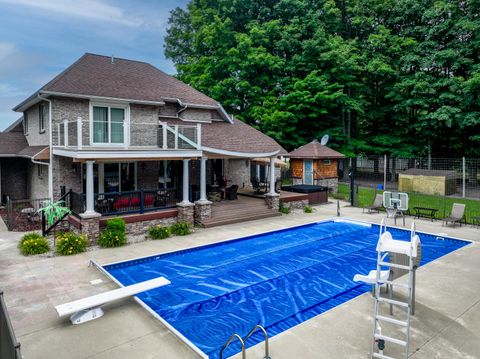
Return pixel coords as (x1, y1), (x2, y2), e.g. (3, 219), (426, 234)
(413, 207), (438, 221)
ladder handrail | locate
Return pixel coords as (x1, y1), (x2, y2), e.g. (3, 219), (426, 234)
(220, 333), (246, 359)
(243, 324), (270, 359)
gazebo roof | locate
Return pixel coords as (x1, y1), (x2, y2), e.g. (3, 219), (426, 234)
(287, 140), (345, 159)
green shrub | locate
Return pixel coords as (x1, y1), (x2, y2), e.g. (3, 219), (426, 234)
(279, 203), (290, 214)
(170, 221), (191, 236)
(304, 205), (313, 213)
(19, 233), (49, 255)
(331, 192), (347, 200)
(56, 232), (87, 255)
(148, 225), (170, 240)
(98, 218), (126, 248)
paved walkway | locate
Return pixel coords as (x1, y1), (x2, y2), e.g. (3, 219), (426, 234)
(0, 202), (479, 359)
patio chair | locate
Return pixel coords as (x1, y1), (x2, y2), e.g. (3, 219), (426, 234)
(225, 185), (238, 200)
(442, 203), (466, 227)
(251, 176), (263, 194)
(363, 193), (383, 214)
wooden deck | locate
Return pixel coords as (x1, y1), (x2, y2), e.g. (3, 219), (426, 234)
(201, 195), (281, 228)
(237, 188), (309, 203)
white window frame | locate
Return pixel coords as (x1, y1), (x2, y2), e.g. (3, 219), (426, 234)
(323, 159), (331, 165)
(89, 101), (130, 146)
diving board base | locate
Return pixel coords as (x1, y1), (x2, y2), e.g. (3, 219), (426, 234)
(70, 307), (105, 325)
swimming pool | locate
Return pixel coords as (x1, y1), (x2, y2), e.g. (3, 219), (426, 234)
(100, 219), (469, 359)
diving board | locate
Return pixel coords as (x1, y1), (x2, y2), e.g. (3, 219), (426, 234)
(55, 276), (171, 324)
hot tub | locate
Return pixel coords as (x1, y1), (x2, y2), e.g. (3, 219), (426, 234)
(281, 184), (329, 204)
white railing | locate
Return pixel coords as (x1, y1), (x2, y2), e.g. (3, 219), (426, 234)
(53, 117), (201, 150)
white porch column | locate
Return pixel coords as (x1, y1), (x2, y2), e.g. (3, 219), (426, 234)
(256, 164), (261, 179)
(269, 156), (276, 194)
(181, 159), (191, 205)
(84, 160), (97, 215)
(199, 157), (208, 201)
(98, 163), (104, 193)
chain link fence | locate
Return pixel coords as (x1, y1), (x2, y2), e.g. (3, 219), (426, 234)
(336, 156), (480, 224)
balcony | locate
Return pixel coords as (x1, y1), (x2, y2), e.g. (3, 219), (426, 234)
(53, 118), (201, 151)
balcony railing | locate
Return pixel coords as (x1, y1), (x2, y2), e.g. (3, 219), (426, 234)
(70, 188), (178, 216)
(53, 118), (201, 150)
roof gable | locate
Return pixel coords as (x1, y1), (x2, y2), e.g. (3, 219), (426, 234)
(287, 140), (345, 159)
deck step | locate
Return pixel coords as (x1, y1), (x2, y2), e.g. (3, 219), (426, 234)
(202, 212), (281, 228)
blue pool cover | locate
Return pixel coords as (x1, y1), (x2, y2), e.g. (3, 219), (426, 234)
(103, 220), (469, 358)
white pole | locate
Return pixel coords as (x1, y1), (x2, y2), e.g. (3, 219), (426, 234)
(162, 123), (167, 149)
(199, 157), (208, 201)
(174, 125), (179, 149)
(269, 157), (276, 195)
(196, 123), (202, 149)
(98, 163), (104, 193)
(85, 160), (95, 214)
(462, 157), (466, 198)
(181, 159), (190, 204)
(64, 120), (68, 147)
(383, 154), (387, 190)
(77, 117), (83, 149)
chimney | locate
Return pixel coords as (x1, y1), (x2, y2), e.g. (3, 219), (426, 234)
(111, 55), (115, 64)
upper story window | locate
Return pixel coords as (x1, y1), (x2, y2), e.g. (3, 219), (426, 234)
(24, 113), (29, 135)
(39, 103), (45, 133)
(91, 104), (126, 145)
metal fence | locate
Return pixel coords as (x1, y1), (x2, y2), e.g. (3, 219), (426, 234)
(5, 197), (49, 232)
(336, 156), (480, 224)
(0, 291), (22, 359)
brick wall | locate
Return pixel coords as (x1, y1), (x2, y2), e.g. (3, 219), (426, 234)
(52, 156), (82, 199)
(0, 158), (28, 200)
(27, 162), (49, 199)
(130, 104), (160, 146)
(51, 97), (90, 145)
(24, 101), (49, 146)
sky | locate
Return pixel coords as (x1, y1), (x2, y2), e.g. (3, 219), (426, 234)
(0, 0), (188, 130)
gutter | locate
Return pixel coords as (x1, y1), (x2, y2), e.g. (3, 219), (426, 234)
(37, 94), (53, 200)
(162, 97), (234, 124)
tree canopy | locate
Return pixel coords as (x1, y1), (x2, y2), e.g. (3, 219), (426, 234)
(165, 0), (480, 157)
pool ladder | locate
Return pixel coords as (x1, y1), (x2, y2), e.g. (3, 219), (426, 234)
(220, 324), (271, 359)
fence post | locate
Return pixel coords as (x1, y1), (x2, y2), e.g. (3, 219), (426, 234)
(6, 196), (12, 230)
(383, 154), (387, 190)
(64, 119), (68, 147)
(140, 191), (145, 214)
(41, 212), (46, 237)
(462, 157), (466, 198)
(162, 124), (168, 149)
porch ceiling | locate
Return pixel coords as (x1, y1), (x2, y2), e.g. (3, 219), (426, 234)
(52, 147), (202, 162)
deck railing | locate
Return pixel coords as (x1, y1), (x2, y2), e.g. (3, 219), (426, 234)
(53, 118), (201, 150)
(70, 189), (178, 216)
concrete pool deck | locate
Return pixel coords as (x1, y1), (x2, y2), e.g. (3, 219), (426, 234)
(1, 201), (479, 359)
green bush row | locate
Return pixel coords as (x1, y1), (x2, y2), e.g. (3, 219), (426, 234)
(19, 231), (87, 256)
(148, 221), (191, 240)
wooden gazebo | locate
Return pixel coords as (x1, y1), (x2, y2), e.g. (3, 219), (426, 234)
(286, 140), (345, 191)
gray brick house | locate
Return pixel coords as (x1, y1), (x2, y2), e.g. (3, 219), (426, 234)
(2, 53), (285, 236)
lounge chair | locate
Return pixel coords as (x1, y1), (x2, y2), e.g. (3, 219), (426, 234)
(442, 203), (466, 227)
(363, 193), (383, 214)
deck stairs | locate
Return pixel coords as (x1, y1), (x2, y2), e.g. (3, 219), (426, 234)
(371, 219), (419, 359)
(201, 195), (281, 228)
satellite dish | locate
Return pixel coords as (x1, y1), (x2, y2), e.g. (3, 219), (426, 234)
(320, 134), (329, 146)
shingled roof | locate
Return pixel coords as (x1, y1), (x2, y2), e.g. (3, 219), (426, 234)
(166, 118), (287, 156)
(287, 139), (344, 159)
(14, 54), (228, 118)
(0, 132), (28, 156)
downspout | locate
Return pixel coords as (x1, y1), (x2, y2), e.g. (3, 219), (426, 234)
(176, 99), (188, 119)
(37, 94), (53, 200)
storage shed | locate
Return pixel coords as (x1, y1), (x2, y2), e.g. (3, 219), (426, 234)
(286, 140), (345, 192)
(398, 169), (457, 196)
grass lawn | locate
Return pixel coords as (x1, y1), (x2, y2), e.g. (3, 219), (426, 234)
(335, 183), (480, 224)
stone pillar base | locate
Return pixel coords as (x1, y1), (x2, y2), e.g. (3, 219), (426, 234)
(194, 200), (212, 225)
(265, 193), (280, 211)
(79, 212), (101, 243)
(176, 202), (195, 226)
